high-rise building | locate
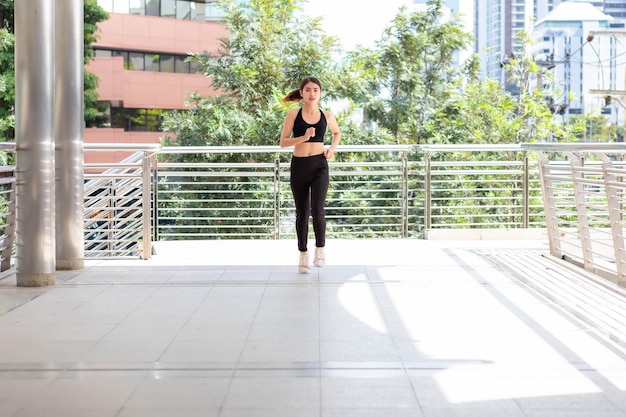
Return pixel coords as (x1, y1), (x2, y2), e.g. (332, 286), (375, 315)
(475, 0), (626, 130)
(86, 0), (228, 161)
(545, 0), (626, 24)
(533, 1), (626, 131)
(474, 0), (534, 91)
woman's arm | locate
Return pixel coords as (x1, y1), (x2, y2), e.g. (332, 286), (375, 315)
(280, 109), (313, 148)
(324, 111), (341, 159)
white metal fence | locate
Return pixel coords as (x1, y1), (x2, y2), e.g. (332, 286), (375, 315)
(153, 145), (545, 243)
(524, 143), (626, 288)
(3, 142), (625, 288)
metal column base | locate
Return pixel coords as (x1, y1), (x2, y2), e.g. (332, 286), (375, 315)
(56, 259), (84, 271)
(16, 273), (55, 287)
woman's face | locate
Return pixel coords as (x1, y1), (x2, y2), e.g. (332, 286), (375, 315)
(300, 82), (321, 104)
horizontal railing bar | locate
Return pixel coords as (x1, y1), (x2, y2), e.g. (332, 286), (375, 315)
(523, 143), (626, 152)
(161, 145), (416, 154)
(85, 143), (162, 151)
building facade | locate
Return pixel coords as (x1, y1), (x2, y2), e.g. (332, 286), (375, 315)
(533, 1), (626, 132)
(473, 0), (626, 135)
(86, 0), (228, 161)
(474, 0), (535, 91)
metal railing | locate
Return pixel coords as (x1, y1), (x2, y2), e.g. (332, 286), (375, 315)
(84, 144), (159, 258)
(4, 141), (626, 288)
(0, 165), (16, 272)
(0, 143), (546, 263)
(0, 143), (16, 273)
(154, 145), (544, 243)
(524, 143), (626, 288)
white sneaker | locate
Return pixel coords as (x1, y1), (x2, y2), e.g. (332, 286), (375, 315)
(298, 252), (310, 274)
(313, 247), (325, 267)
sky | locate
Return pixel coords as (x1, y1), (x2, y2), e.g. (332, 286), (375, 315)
(300, 0), (416, 51)
(300, 0), (474, 52)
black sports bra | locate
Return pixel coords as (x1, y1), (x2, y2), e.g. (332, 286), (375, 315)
(292, 108), (327, 143)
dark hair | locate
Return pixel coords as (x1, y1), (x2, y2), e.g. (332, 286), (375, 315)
(282, 76), (322, 103)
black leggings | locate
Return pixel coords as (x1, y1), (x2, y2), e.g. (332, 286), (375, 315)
(290, 154), (329, 252)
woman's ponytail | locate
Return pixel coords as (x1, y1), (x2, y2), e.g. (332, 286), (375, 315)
(282, 89), (302, 103)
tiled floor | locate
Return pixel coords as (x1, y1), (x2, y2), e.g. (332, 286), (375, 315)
(0, 238), (624, 417)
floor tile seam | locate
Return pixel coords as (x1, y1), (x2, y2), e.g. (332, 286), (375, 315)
(47, 280), (497, 289)
(154, 286), (217, 365)
(2, 365), (622, 383)
(227, 279), (275, 398)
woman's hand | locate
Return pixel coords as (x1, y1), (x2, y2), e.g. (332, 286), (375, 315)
(324, 147), (335, 160)
(305, 127), (315, 140)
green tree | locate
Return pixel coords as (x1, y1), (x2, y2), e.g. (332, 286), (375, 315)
(165, 0), (341, 149)
(0, 0), (108, 141)
(84, 1), (110, 124)
(570, 113), (620, 142)
(341, 0), (473, 144)
(0, 0), (15, 142)
(504, 31), (584, 143)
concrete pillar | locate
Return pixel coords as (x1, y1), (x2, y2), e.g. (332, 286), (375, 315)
(55, 0), (85, 270)
(14, 0), (56, 286)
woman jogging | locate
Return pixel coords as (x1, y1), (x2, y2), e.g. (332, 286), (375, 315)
(280, 76), (341, 273)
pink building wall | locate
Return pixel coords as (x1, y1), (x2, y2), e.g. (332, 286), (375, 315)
(85, 13), (226, 163)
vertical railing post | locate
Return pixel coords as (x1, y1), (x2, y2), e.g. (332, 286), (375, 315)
(401, 151), (409, 238)
(535, 151), (562, 258)
(424, 151), (432, 233)
(569, 153), (594, 272)
(522, 154), (529, 228)
(274, 155), (281, 239)
(1, 171), (16, 272)
(152, 162), (159, 241)
(598, 153), (626, 287)
(141, 152), (152, 259)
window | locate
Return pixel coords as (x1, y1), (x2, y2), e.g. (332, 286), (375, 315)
(86, 101), (112, 128)
(175, 56), (190, 73)
(144, 53), (160, 72)
(191, 2), (206, 21)
(161, 54), (175, 72)
(176, 0), (191, 19)
(98, 0), (233, 20)
(189, 60), (199, 74)
(146, 0), (159, 16)
(110, 107), (170, 131)
(129, 0), (145, 15)
(129, 52), (144, 70)
(161, 0), (176, 18)
(95, 48), (198, 73)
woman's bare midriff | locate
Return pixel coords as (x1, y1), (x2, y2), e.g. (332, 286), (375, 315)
(293, 142), (324, 157)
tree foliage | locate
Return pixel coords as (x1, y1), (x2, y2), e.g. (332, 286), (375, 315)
(341, 0), (473, 143)
(163, 0), (343, 151)
(0, 0), (108, 141)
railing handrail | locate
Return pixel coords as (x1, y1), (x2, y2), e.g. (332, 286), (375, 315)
(159, 144), (417, 154)
(522, 143), (626, 152)
(419, 144), (523, 152)
(0, 142), (16, 152)
(84, 143), (162, 152)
